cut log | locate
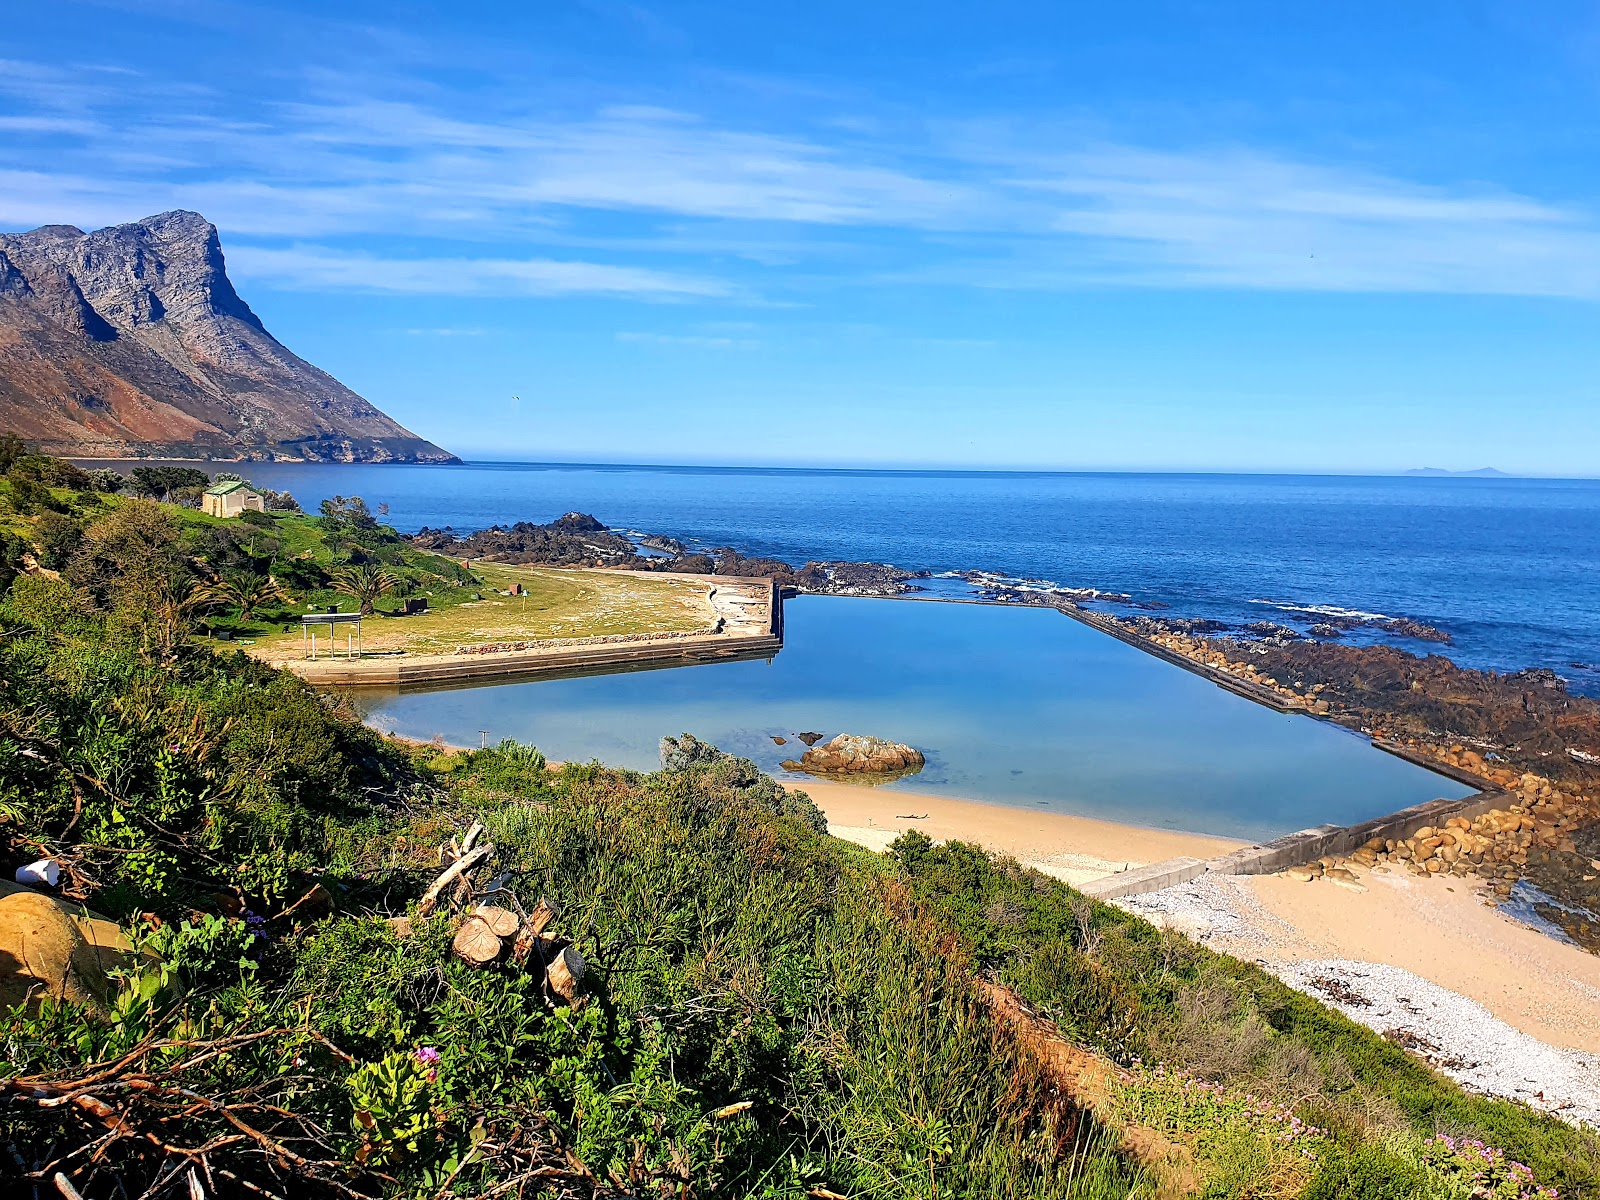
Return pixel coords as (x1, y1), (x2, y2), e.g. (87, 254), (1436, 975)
(452, 916), (503, 967)
(417, 844), (493, 917)
(472, 905), (520, 939)
(525, 897), (560, 937)
(546, 945), (586, 1001)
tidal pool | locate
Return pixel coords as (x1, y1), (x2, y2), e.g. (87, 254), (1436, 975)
(355, 596), (1470, 841)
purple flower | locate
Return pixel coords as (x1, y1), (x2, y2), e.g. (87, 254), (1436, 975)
(415, 1046), (440, 1065)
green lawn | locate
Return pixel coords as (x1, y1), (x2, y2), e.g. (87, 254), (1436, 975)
(246, 563), (717, 659)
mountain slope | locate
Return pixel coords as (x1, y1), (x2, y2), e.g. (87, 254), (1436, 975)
(0, 211), (456, 462)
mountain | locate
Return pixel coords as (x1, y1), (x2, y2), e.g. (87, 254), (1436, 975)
(0, 211), (456, 462)
(1403, 467), (1511, 477)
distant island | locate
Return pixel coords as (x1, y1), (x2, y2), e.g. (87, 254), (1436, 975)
(0, 210), (456, 463)
(1403, 467), (1512, 477)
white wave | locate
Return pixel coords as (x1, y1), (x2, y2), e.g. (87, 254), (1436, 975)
(1249, 598), (1395, 623)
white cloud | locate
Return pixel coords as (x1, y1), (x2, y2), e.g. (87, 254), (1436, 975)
(615, 331), (756, 348)
(225, 245), (732, 299)
(7, 56), (1600, 300)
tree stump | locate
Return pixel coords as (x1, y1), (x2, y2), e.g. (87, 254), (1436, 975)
(546, 946), (586, 1001)
(452, 916), (503, 967)
(471, 905), (520, 939)
(525, 897), (560, 936)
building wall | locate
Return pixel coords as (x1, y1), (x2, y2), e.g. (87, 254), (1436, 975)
(204, 490), (265, 518)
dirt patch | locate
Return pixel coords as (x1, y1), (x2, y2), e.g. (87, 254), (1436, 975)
(977, 980), (1200, 1197)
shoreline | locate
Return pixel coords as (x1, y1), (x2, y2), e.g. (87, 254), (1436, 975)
(789, 778), (1244, 886)
(795, 773), (1600, 1120)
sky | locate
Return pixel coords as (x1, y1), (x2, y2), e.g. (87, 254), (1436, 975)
(3, 1), (1600, 473)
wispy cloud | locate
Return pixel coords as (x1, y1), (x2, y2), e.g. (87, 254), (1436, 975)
(7, 55), (1600, 300)
(227, 246), (732, 299)
(615, 330), (757, 348)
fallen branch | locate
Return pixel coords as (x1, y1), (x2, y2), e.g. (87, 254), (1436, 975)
(416, 844), (492, 918)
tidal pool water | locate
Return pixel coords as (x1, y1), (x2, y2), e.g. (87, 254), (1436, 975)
(356, 596), (1470, 842)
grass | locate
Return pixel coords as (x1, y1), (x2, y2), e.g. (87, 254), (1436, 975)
(244, 564), (719, 659)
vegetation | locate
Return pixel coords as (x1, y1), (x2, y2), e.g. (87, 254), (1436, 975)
(0, 443), (1595, 1198)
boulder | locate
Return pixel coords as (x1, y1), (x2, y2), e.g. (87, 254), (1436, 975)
(0, 889), (132, 1011)
(781, 734), (926, 777)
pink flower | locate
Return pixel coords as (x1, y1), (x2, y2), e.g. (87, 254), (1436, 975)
(415, 1045), (440, 1065)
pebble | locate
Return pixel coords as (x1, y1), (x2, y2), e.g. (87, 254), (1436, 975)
(1275, 960), (1600, 1127)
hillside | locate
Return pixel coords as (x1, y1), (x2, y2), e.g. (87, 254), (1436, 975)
(0, 450), (1595, 1198)
(0, 211), (455, 463)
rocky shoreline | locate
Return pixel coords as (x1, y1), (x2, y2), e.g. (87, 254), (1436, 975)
(405, 511), (1599, 951)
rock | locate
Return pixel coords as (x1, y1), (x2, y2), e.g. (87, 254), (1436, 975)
(0, 211), (456, 462)
(781, 734), (926, 777)
(1285, 865), (1317, 882)
(771, 736), (787, 745)
(797, 732), (825, 747)
(0, 890), (133, 1010)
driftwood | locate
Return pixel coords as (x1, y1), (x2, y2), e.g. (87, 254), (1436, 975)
(417, 843), (492, 917)
(546, 946), (586, 1001)
(472, 905), (520, 939)
(452, 916), (504, 967)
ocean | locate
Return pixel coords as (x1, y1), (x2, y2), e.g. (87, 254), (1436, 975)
(202, 461), (1600, 694)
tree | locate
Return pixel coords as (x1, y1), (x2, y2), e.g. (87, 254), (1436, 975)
(86, 468), (126, 493)
(0, 432), (26, 473)
(33, 511), (84, 570)
(329, 563), (400, 615)
(196, 572), (288, 622)
(318, 495), (378, 534)
(66, 499), (199, 660)
(129, 466), (210, 502)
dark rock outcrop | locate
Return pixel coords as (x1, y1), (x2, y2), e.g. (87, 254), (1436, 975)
(411, 517), (639, 566)
(0, 211), (455, 462)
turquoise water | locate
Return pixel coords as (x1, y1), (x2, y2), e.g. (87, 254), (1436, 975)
(356, 596), (1469, 841)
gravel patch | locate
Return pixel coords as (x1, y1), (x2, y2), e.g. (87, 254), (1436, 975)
(1114, 872), (1291, 948)
(1275, 959), (1600, 1127)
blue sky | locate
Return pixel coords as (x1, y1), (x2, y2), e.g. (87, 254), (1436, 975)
(4, 1), (1600, 472)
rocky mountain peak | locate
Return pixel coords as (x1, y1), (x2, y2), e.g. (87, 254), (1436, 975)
(0, 211), (455, 462)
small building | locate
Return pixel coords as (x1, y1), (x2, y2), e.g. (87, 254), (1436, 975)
(202, 480), (265, 518)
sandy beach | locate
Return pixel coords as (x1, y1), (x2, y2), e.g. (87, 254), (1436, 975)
(789, 778), (1243, 885)
(794, 776), (1600, 1122)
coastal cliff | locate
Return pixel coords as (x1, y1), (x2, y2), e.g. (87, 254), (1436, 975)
(0, 210), (456, 463)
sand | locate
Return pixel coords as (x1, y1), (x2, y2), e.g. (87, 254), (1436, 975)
(789, 779), (1242, 886)
(794, 776), (1600, 1121)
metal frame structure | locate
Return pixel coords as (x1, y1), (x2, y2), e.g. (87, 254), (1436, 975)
(302, 612), (362, 660)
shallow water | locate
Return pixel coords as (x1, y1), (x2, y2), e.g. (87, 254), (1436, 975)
(357, 596), (1469, 842)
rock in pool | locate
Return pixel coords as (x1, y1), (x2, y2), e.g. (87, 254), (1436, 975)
(781, 733), (926, 778)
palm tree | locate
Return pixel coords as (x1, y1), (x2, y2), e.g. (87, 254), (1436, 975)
(197, 572), (289, 622)
(329, 564), (400, 615)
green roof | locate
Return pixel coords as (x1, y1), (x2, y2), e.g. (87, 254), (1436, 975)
(204, 480), (256, 496)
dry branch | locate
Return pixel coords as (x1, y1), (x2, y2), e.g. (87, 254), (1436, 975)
(416, 843), (492, 917)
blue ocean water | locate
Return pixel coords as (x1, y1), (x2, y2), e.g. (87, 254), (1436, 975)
(357, 596), (1471, 841)
(205, 461), (1600, 692)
